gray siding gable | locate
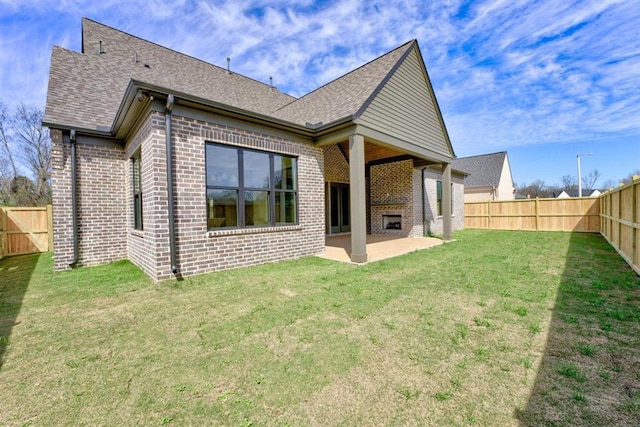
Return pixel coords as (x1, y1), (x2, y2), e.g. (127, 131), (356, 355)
(356, 44), (455, 160)
(272, 41), (413, 126)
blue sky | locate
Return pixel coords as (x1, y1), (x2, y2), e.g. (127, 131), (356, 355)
(1, 0), (638, 188)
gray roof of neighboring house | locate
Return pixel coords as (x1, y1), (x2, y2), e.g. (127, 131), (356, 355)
(44, 18), (415, 133)
(560, 189), (600, 197)
(451, 151), (509, 187)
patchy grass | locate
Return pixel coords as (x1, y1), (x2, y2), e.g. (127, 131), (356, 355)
(0, 230), (639, 426)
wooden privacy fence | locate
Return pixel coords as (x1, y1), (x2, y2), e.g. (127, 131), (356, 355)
(0, 206), (53, 259)
(465, 197), (600, 232)
(600, 178), (640, 275)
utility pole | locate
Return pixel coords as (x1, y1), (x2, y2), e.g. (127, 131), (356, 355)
(577, 153), (593, 197)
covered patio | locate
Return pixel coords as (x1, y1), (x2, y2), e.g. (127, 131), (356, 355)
(320, 234), (443, 263)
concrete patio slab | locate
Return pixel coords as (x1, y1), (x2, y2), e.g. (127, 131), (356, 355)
(320, 234), (443, 263)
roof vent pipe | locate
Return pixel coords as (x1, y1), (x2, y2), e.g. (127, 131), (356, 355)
(98, 40), (104, 55)
(226, 57), (231, 75)
(269, 76), (273, 90)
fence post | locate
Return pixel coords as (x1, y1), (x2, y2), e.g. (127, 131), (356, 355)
(618, 184), (623, 250)
(488, 200), (492, 230)
(633, 177), (638, 272)
(600, 194), (603, 234)
(535, 198), (539, 231)
(0, 207), (5, 259)
(47, 204), (54, 251)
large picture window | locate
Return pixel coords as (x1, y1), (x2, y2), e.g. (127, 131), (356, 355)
(132, 152), (143, 230)
(206, 143), (297, 229)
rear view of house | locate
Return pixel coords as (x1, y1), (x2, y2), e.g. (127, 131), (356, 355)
(44, 19), (463, 280)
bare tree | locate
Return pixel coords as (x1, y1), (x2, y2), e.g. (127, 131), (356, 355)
(600, 178), (617, 191)
(14, 105), (51, 204)
(0, 101), (51, 206)
(581, 169), (601, 190)
(518, 180), (552, 198)
(620, 169), (640, 185)
(0, 102), (18, 179)
(560, 175), (577, 191)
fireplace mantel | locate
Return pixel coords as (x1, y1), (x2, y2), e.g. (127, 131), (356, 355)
(371, 202), (406, 207)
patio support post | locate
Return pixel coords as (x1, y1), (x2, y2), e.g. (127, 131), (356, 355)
(442, 161), (452, 240)
(349, 133), (368, 263)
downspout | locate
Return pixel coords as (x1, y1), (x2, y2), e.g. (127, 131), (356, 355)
(165, 95), (178, 275)
(69, 129), (79, 266)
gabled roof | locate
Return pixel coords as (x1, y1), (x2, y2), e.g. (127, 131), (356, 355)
(355, 43), (455, 159)
(44, 18), (295, 132)
(44, 19), (454, 164)
(452, 151), (510, 187)
(272, 41), (413, 126)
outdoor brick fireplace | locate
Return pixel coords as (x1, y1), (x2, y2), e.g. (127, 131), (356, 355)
(369, 159), (414, 237)
(371, 204), (408, 236)
(383, 214), (402, 230)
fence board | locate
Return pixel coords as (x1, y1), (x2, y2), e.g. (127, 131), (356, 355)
(600, 177), (640, 275)
(0, 206), (51, 259)
(464, 197), (600, 233)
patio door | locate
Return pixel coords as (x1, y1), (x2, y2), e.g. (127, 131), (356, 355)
(329, 183), (350, 233)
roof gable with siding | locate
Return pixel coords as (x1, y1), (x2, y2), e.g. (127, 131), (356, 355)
(45, 20), (456, 166)
(355, 42), (455, 160)
(272, 41), (413, 126)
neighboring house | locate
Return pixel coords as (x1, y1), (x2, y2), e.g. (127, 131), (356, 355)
(557, 189), (602, 198)
(452, 151), (516, 202)
(44, 19), (463, 281)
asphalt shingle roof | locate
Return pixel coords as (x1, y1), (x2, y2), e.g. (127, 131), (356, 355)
(44, 18), (413, 133)
(44, 19), (296, 131)
(451, 151), (507, 187)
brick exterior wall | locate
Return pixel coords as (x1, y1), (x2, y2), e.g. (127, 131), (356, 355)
(422, 167), (465, 235)
(323, 145), (350, 183)
(410, 169), (424, 238)
(123, 112), (163, 278)
(51, 106), (462, 280)
(121, 108), (325, 281)
(51, 130), (127, 271)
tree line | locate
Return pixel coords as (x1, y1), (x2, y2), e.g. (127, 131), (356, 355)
(518, 169), (640, 199)
(0, 101), (50, 207)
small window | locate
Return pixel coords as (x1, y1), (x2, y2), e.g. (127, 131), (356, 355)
(205, 143), (298, 229)
(436, 181), (453, 217)
(132, 152), (143, 230)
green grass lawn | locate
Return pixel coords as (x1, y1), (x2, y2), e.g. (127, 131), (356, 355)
(1, 230), (639, 426)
